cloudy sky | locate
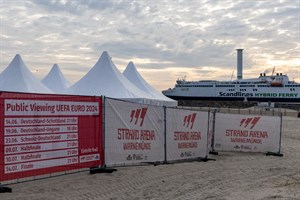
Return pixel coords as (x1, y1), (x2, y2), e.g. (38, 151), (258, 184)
(0, 0), (299, 91)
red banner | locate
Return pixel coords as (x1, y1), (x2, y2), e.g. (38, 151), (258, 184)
(0, 92), (103, 182)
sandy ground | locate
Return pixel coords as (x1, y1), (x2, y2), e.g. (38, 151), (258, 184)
(1, 116), (300, 200)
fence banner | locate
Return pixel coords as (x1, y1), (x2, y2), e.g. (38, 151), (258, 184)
(105, 98), (164, 166)
(0, 92), (103, 182)
(213, 113), (281, 153)
(166, 108), (208, 161)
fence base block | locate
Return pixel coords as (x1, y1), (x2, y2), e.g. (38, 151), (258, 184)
(0, 185), (12, 193)
(142, 161), (161, 166)
(198, 157), (216, 162)
(90, 166), (117, 174)
(209, 151), (219, 155)
(266, 152), (283, 157)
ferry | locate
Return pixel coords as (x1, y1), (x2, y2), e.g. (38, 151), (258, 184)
(162, 50), (300, 102)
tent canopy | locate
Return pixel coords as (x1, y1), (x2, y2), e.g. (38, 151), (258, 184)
(42, 64), (71, 94)
(123, 61), (177, 107)
(68, 51), (153, 99)
(0, 54), (53, 94)
(68, 51), (178, 106)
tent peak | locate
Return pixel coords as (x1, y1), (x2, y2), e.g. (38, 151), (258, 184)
(126, 61), (136, 71)
(12, 54), (23, 62)
(50, 64), (60, 71)
(42, 63), (70, 93)
(11, 54), (25, 66)
(100, 51), (111, 58)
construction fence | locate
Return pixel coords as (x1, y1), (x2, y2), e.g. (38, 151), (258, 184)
(0, 92), (282, 184)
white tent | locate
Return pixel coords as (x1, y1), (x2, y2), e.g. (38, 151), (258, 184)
(0, 54), (53, 94)
(68, 51), (164, 105)
(123, 61), (177, 107)
(42, 64), (71, 94)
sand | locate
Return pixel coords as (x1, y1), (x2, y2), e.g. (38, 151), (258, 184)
(1, 116), (300, 200)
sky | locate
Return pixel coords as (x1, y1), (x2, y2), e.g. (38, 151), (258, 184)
(0, 0), (299, 91)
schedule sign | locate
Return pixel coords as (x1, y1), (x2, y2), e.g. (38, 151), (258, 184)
(0, 93), (103, 182)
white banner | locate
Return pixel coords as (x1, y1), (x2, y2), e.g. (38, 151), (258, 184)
(5, 156), (78, 174)
(5, 117), (78, 126)
(5, 99), (99, 116)
(105, 98), (164, 166)
(213, 113), (281, 153)
(166, 108), (208, 161)
(5, 125), (78, 135)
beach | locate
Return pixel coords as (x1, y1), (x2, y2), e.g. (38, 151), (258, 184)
(1, 116), (300, 200)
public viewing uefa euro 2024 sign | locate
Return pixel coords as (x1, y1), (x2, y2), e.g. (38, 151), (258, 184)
(0, 93), (103, 182)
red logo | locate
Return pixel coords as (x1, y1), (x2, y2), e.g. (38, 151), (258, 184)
(240, 117), (261, 129)
(183, 113), (197, 129)
(130, 108), (148, 126)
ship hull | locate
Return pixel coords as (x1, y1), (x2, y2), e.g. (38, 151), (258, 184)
(163, 84), (300, 103)
(164, 95), (300, 102)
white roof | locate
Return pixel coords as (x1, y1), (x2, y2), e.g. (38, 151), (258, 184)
(123, 61), (177, 107)
(42, 64), (71, 94)
(67, 51), (153, 99)
(0, 54), (53, 94)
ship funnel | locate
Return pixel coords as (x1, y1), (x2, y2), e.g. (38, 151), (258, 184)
(236, 49), (243, 80)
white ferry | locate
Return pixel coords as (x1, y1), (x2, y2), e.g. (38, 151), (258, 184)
(162, 50), (300, 102)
